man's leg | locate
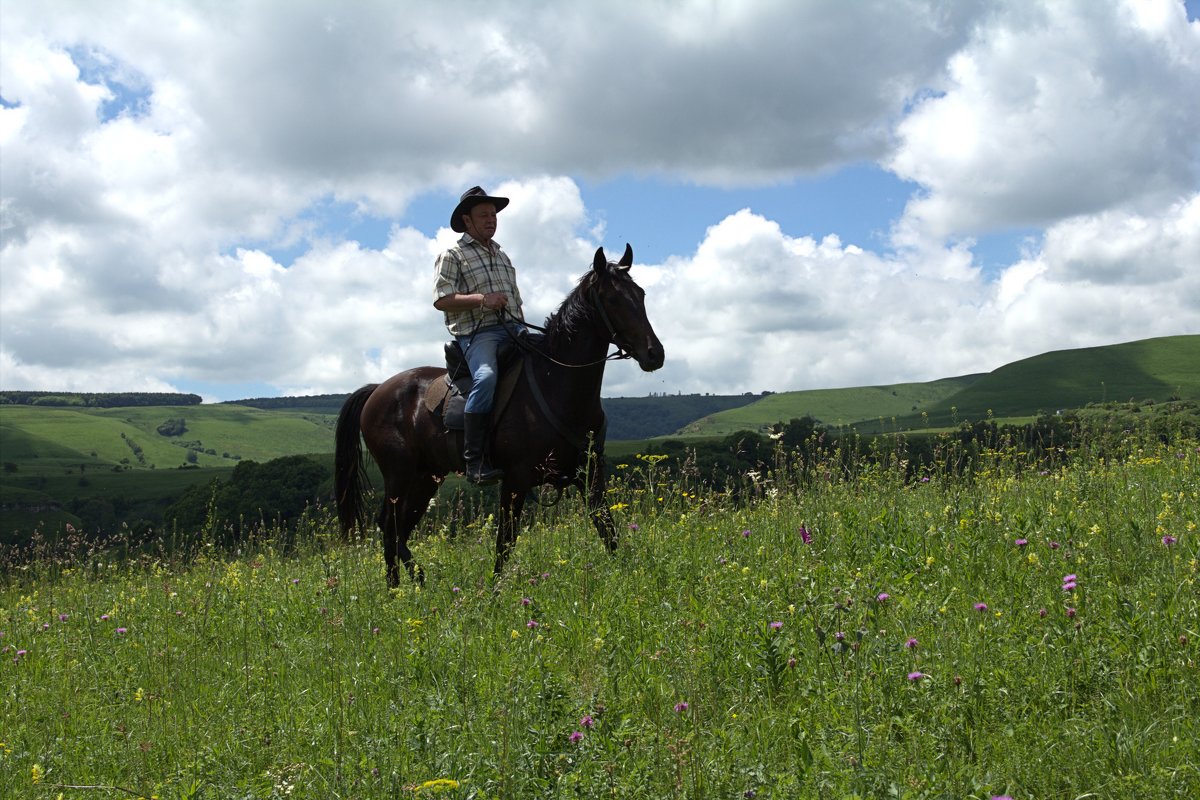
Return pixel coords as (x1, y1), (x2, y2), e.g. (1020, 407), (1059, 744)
(458, 327), (505, 485)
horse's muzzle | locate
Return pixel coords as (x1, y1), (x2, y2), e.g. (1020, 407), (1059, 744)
(636, 338), (665, 372)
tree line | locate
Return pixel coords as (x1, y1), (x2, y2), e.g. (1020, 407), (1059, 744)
(0, 391), (203, 407)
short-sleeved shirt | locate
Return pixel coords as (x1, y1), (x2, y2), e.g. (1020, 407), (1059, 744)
(433, 234), (525, 336)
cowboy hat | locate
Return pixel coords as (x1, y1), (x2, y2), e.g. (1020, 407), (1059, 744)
(450, 186), (510, 232)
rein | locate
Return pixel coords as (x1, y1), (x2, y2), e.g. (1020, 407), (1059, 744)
(497, 284), (633, 369)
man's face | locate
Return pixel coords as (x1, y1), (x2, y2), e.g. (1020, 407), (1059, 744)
(463, 203), (498, 242)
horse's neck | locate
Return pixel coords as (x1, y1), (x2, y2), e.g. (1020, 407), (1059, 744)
(544, 322), (608, 405)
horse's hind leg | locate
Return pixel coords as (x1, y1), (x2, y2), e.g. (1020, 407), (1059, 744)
(379, 475), (440, 587)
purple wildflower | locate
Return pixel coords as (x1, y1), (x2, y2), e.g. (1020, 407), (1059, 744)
(526, 620), (539, 629)
(628, 523), (639, 532)
(974, 602), (988, 613)
(741, 529), (751, 538)
(905, 637), (918, 649)
(1066, 607), (1077, 619)
(520, 597), (531, 607)
(580, 715), (594, 729)
(1162, 535), (1177, 546)
(1015, 538), (1028, 548)
(769, 621), (783, 630)
(799, 526), (812, 544)
(876, 592), (890, 603)
(116, 627), (127, 635)
(907, 671), (924, 681)
(569, 731), (584, 744)
(674, 702), (689, 713)
(835, 631), (846, 642)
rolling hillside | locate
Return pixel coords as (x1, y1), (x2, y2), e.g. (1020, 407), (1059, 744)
(678, 334), (1199, 437)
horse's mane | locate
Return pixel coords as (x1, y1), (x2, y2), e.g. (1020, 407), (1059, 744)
(542, 270), (600, 347)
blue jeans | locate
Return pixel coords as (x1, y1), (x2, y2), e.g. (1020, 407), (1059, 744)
(457, 323), (521, 414)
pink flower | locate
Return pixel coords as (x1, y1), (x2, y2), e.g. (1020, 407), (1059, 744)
(974, 602), (988, 613)
(1162, 535), (1177, 546)
(674, 702), (689, 713)
(876, 593), (890, 603)
(1015, 538), (1028, 548)
(1066, 607), (1077, 619)
(569, 731), (584, 744)
(526, 620), (539, 629)
(907, 671), (924, 681)
(741, 529), (751, 538)
(769, 621), (783, 630)
(798, 526), (812, 544)
(116, 627), (127, 635)
(580, 715), (595, 729)
(905, 637), (918, 649)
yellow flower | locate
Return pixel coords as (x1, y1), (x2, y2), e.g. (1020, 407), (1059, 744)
(135, 687), (145, 702)
(31, 764), (43, 784)
(416, 778), (460, 793)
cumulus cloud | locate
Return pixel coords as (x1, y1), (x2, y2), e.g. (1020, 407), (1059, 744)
(1, 0), (1197, 401)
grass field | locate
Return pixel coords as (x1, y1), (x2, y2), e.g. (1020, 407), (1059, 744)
(2, 431), (1197, 799)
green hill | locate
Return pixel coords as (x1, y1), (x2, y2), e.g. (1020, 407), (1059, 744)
(891, 334), (1200, 430)
(679, 376), (980, 437)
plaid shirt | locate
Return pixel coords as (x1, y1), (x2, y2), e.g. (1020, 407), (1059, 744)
(433, 234), (525, 336)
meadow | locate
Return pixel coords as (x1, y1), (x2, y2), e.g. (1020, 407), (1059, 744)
(1, 432), (1197, 799)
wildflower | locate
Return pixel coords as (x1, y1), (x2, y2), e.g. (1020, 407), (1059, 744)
(907, 671), (924, 681)
(876, 592), (890, 603)
(58, 614), (68, 622)
(291, 578), (300, 585)
(526, 620), (539, 629)
(1062, 579), (1077, 592)
(452, 586), (461, 594)
(835, 631), (845, 642)
(371, 627), (380, 635)
(1163, 535), (1178, 546)
(769, 621), (783, 630)
(569, 731), (584, 744)
(416, 778), (460, 793)
(100, 614), (109, 621)
(1049, 541), (1060, 550)
(674, 701), (689, 713)
(799, 526), (812, 544)
(520, 597), (531, 607)
(787, 656), (797, 668)
(1015, 538), (1028, 548)
(742, 529), (751, 538)
(628, 523), (639, 532)
(993, 796), (1014, 800)
(31, 763), (43, 783)
(1066, 607), (1077, 619)
(1039, 608), (1047, 618)
(580, 714), (594, 729)
(116, 627), (128, 635)
(974, 603), (988, 613)
(905, 637), (918, 649)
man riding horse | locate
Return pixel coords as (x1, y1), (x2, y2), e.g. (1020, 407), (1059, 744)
(432, 186), (525, 485)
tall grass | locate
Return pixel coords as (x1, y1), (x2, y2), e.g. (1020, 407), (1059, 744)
(2, 435), (1197, 799)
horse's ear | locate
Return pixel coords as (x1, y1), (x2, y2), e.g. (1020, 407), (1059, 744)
(618, 243), (633, 270)
(593, 247), (608, 274)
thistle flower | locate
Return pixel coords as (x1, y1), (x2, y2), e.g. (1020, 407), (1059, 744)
(799, 525), (812, 544)
(905, 637), (918, 649)
(569, 731), (584, 744)
(769, 621), (783, 630)
(907, 671), (924, 681)
(674, 702), (689, 713)
(1162, 535), (1177, 546)
(580, 714), (594, 729)
(876, 593), (890, 603)
(974, 602), (988, 613)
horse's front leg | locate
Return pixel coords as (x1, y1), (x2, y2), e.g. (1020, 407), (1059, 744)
(585, 454), (619, 553)
(494, 487), (527, 575)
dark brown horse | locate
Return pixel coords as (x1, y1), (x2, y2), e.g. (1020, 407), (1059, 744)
(334, 245), (664, 585)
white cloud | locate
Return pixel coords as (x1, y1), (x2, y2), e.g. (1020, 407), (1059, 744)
(1, 1), (1197, 401)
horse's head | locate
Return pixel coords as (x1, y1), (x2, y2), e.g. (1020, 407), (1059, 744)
(589, 244), (665, 372)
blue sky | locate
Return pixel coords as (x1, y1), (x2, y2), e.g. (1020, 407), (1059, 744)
(2, 1), (1198, 401)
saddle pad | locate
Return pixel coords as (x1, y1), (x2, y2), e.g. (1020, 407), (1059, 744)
(423, 359), (524, 430)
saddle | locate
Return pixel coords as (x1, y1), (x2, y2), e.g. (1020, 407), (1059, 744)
(423, 337), (529, 431)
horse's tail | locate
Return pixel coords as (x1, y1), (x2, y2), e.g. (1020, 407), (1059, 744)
(334, 384), (378, 539)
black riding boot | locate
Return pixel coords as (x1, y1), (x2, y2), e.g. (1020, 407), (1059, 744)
(464, 412), (503, 485)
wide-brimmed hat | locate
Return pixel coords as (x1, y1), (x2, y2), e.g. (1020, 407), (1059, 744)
(450, 186), (510, 232)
